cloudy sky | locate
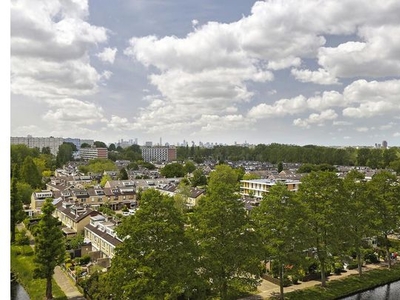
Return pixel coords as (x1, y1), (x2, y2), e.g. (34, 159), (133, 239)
(10, 0), (400, 147)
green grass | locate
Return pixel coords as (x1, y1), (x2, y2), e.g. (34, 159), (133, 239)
(276, 264), (400, 300)
(11, 245), (67, 300)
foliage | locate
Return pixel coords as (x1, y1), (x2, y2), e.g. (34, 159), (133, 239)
(189, 164), (263, 300)
(367, 171), (400, 268)
(252, 183), (308, 299)
(160, 162), (185, 177)
(104, 189), (196, 299)
(80, 143), (91, 148)
(297, 171), (345, 287)
(56, 143), (74, 167)
(67, 234), (85, 250)
(183, 160), (196, 174)
(191, 168), (208, 187)
(118, 167), (128, 180)
(20, 156), (42, 188)
(94, 141), (107, 148)
(100, 174), (112, 187)
(11, 167), (26, 243)
(16, 181), (34, 205)
(33, 198), (66, 299)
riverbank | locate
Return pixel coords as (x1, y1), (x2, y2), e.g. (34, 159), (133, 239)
(239, 260), (400, 300)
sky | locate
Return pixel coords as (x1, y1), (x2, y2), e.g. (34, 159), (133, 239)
(10, 0), (400, 147)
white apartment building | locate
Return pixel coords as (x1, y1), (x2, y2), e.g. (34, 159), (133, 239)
(80, 147), (108, 160)
(240, 178), (301, 199)
(11, 135), (64, 155)
(141, 146), (177, 162)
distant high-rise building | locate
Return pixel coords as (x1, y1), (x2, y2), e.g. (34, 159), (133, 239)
(11, 135), (64, 155)
(382, 140), (388, 149)
(141, 146), (177, 162)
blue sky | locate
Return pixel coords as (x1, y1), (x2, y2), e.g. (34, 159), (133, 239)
(10, 0), (400, 147)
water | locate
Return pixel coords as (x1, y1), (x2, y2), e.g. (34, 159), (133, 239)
(11, 277), (30, 300)
(340, 280), (400, 300)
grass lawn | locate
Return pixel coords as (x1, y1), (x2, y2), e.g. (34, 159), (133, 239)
(11, 245), (67, 300)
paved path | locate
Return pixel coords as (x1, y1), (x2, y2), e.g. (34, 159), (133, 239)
(239, 263), (388, 300)
(53, 266), (85, 300)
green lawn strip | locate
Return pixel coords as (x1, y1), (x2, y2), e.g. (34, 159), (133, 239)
(281, 264), (400, 300)
(11, 245), (67, 300)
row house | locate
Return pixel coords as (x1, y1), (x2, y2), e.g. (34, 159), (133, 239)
(31, 190), (60, 212)
(156, 183), (205, 209)
(84, 215), (122, 259)
(53, 201), (99, 237)
(240, 178), (301, 199)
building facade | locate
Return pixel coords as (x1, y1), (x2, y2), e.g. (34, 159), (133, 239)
(141, 146), (177, 162)
(80, 147), (108, 160)
(11, 135), (64, 155)
(240, 178), (301, 199)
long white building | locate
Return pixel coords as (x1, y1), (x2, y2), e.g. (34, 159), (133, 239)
(11, 135), (64, 155)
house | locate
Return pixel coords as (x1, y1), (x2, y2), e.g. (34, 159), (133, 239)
(240, 178), (301, 199)
(53, 201), (99, 237)
(84, 215), (122, 259)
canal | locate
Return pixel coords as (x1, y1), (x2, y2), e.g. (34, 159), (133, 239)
(339, 280), (400, 300)
(11, 274), (30, 300)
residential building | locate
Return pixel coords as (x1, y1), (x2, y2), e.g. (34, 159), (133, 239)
(11, 135), (64, 155)
(84, 215), (122, 259)
(80, 147), (108, 160)
(141, 146), (177, 162)
(31, 190), (57, 212)
(53, 201), (100, 237)
(240, 178), (301, 199)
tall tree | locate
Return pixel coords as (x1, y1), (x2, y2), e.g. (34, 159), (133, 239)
(160, 162), (185, 178)
(105, 189), (196, 299)
(56, 143), (74, 167)
(367, 171), (400, 269)
(94, 141), (107, 148)
(252, 183), (307, 300)
(342, 170), (374, 275)
(297, 171), (345, 287)
(20, 156), (42, 188)
(190, 164), (262, 299)
(10, 167), (25, 243)
(118, 167), (128, 180)
(33, 198), (66, 300)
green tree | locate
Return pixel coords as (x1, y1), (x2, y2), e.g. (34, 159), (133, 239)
(357, 148), (371, 166)
(382, 148), (398, 168)
(191, 168), (207, 187)
(183, 161), (196, 174)
(160, 162), (185, 178)
(56, 143), (74, 167)
(41, 146), (51, 155)
(342, 170), (374, 275)
(94, 141), (107, 148)
(33, 198), (66, 300)
(100, 174), (112, 187)
(80, 142), (91, 148)
(252, 183), (307, 299)
(277, 161), (283, 173)
(297, 171), (345, 287)
(105, 189), (195, 299)
(20, 156), (42, 188)
(108, 143), (116, 151)
(190, 164), (262, 299)
(67, 233), (85, 250)
(367, 171), (400, 269)
(16, 181), (33, 205)
(119, 167), (128, 180)
(11, 167), (25, 243)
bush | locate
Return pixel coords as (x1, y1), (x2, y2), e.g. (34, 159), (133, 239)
(347, 262), (359, 270)
(364, 250), (379, 264)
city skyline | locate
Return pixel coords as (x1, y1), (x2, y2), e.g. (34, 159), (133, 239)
(10, 0), (400, 147)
